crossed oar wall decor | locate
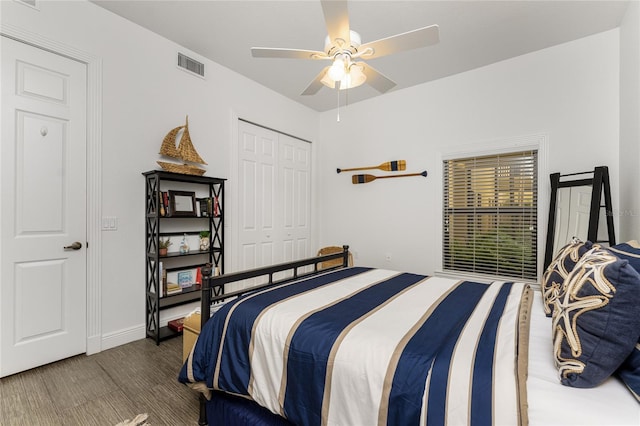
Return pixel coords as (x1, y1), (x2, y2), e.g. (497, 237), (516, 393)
(337, 160), (428, 184)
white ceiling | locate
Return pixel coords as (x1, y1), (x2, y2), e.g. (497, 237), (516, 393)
(91, 0), (630, 112)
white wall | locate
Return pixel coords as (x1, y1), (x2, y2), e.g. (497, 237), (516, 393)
(1, 0), (319, 349)
(317, 30), (620, 277)
(620, 0), (640, 241)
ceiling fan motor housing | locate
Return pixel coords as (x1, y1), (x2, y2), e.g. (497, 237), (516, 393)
(325, 30), (362, 56)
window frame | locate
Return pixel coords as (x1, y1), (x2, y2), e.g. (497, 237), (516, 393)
(438, 134), (548, 283)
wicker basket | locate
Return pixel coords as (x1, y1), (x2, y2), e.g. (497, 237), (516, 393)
(317, 246), (353, 270)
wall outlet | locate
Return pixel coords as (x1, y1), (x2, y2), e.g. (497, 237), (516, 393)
(385, 253), (392, 262)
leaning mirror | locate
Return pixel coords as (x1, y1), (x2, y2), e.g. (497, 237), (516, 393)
(544, 166), (616, 269)
(552, 184), (592, 255)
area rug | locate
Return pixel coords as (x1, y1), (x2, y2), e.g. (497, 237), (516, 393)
(115, 413), (150, 426)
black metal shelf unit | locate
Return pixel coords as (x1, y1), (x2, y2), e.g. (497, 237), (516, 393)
(143, 170), (226, 344)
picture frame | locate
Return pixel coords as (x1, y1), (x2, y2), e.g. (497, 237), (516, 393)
(177, 270), (194, 288)
(168, 190), (197, 217)
(198, 197), (210, 217)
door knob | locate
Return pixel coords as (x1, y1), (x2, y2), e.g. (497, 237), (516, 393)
(64, 242), (82, 250)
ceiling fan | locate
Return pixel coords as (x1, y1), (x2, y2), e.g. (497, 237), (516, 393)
(251, 0), (439, 96)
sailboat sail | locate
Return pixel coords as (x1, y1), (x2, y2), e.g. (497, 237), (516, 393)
(157, 116), (207, 175)
(159, 125), (182, 159)
(176, 117), (207, 165)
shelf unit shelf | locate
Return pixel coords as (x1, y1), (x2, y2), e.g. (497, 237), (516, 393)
(148, 249), (221, 259)
(143, 170), (226, 344)
(157, 326), (181, 342)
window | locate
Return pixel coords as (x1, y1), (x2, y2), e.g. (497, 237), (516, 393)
(443, 150), (538, 280)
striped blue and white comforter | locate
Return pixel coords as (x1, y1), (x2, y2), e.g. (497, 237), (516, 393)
(179, 267), (531, 426)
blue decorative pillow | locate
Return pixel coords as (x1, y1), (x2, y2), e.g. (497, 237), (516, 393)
(542, 239), (593, 316)
(617, 342), (640, 402)
(609, 240), (640, 274)
(552, 246), (640, 388)
(609, 241), (640, 402)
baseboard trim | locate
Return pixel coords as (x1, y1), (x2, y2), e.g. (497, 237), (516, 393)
(99, 311), (194, 351)
(86, 335), (102, 355)
(101, 325), (146, 351)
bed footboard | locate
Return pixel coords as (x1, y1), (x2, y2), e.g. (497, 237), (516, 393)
(196, 245), (350, 425)
(199, 245), (350, 329)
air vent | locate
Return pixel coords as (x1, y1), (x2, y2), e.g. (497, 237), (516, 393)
(178, 53), (205, 78)
(14, 0), (39, 10)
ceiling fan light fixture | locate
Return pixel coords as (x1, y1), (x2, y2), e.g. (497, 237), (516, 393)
(341, 64), (366, 89)
(327, 56), (346, 81)
(321, 55), (366, 90)
(320, 65), (366, 90)
(320, 72), (338, 89)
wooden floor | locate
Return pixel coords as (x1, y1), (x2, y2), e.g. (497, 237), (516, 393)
(0, 337), (200, 425)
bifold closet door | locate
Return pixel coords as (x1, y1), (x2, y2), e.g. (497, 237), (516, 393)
(237, 121), (311, 279)
(279, 133), (311, 263)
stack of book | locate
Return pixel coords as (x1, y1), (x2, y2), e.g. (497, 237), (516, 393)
(166, 282), (182, 295)
(158, 191), (171, 216)
(168, 317), (185, 332)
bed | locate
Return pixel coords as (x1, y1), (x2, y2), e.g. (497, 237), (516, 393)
(179, 245), (640, 425)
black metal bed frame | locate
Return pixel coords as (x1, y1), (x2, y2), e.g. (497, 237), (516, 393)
(196, 245), (351, 425)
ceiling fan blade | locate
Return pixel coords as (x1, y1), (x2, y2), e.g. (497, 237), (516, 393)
(321, 0), (350, 48)
(301, 66), (331, 96)
(359, 63), (396, 93)
(251, 47), (328, 60)
(358, 25), (439, 60)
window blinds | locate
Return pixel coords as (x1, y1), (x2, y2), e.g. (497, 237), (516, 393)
(443, 150), (538, 280)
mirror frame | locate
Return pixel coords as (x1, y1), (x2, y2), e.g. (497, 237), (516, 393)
(544, 166), (616, 269)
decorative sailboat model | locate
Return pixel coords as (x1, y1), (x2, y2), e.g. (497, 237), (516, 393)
(157, 116), (207, 176)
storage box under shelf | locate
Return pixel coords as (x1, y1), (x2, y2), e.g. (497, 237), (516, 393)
(183, 311), (201, 361)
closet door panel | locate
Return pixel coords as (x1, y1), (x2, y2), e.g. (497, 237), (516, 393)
(237, 121), (312, 277)
(238, 122), (278, 274)
(280, 134), (311, 262)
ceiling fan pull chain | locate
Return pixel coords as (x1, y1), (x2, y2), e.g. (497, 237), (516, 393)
(336, 80), (341, 122)
(346, 84), (349, 107)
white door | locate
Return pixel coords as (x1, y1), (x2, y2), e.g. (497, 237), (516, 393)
(237, 121), (311, 284)
(1, 37), (87, 377)
(279, 133), (311, 262)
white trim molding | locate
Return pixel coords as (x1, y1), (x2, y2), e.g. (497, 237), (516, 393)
(101, 308), (191, 351)
(229, 109), (240, 274)
(438, 133), (549, 282)
(1, 22), (104, 355)
(101, 324), (145, 352)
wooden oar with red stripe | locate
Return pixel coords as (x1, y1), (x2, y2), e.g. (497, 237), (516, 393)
(352, 170), (427, 184)
(337, 160), (406, 174)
